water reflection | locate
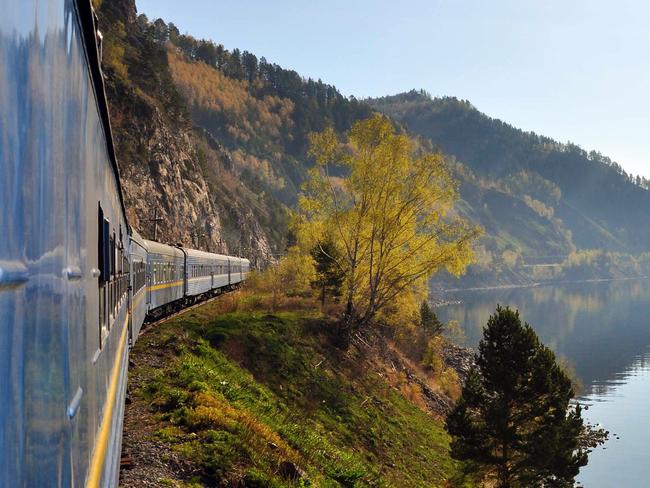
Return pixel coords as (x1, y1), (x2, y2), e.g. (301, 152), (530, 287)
(578, 349), (650, 487)
(435, 279), (650, 487)
(436, 279), (650, 389)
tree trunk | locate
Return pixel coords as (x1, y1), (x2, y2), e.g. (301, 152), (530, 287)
(498, 442), (510, 488)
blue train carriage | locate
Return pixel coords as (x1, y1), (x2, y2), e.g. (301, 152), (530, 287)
(128, 230), (148, 342)
(1, 0), (132, 486)
(143, 239), (185, 319)
(229, 256), (251, 286)
(184, 248), (230, 299)
(241, 257), (251, 281)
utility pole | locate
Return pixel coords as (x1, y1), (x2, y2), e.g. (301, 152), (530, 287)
(190, 219), (205, 250)
(146, 208), (163, 241)
(191, 231), (205, 250)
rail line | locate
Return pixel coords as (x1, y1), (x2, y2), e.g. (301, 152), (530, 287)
(138, 287), (239, 334)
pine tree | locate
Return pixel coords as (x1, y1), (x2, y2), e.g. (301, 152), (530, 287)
(420, 301), (444, 336)
(310, 239), (344, 306)
(446, 306), (588, 488)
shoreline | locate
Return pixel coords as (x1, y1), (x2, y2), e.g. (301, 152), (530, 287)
(435, 274), (650, 295)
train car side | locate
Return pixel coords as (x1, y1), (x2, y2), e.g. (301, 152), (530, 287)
(185, 248), (230, 296)
(0, 1), (252, 486)
(0, 1), (131, 486)
(128, 231), (148, 342)
(143, 239), (185, 320)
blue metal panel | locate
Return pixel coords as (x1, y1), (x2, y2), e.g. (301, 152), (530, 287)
(0, 0), (130, 486)
(144, 240), (185, 311)
(129, 232), (148, 341)
(0, 1), (251, 486)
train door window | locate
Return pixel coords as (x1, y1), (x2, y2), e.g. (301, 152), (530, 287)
(97, 204), (111, 348)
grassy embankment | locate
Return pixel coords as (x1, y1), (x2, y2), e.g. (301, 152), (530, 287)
(121, 282), (470, 487)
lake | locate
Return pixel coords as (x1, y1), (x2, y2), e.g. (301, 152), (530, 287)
(435, 279), (650, 487)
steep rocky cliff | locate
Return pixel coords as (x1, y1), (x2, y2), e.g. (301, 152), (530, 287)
(96, 0), (278, 265)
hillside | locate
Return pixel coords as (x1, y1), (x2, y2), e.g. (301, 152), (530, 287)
(97, 0), (650, 284)
(96, 0), (372, 266)
(368, 91), (650, 253)
(97, 0), (291, 262)
(119, 300), (470, 487)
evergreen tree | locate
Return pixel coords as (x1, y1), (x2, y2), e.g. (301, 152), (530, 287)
(446, 306), (588, 488)
(420, 301), (444, 336)
(310, 239), (345, 306)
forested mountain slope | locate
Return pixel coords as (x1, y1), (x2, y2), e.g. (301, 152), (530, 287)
(97, 0), (650, 284)
(96, 0), (371, 265)
(369, 91), (650, 253)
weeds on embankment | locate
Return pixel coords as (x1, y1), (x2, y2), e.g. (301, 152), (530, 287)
(122, 299), (468, 487)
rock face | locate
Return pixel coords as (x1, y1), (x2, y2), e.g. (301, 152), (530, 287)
(114, 85), (274, 262)
(118, 101), (222, 248)
(98, 1), (276, 265)
(443, 344), (476, 381)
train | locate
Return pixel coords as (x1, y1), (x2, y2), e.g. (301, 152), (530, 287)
(0, 1), (249, 486)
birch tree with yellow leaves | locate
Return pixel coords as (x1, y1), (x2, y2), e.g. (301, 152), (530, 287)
(296, 115), (480, 339)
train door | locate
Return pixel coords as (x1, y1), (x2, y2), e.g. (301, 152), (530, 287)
(146, 260), (152, 307)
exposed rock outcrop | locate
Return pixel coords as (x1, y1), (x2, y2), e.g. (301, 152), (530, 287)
(98, 2), (277, 265)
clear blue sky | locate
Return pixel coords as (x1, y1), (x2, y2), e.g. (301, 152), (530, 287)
(136, 0), (650, 178)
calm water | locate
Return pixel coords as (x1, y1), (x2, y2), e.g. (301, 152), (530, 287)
(435, 279), (650, 487)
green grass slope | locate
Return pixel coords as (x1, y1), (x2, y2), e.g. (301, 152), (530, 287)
(120, 303), (466, 487)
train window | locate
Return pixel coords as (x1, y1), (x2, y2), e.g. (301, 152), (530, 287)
(98, 212), (111, 283)
(109, 233), (115, 280)
(97, 204), (112, 348)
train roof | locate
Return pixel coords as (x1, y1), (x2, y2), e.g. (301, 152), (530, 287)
(143, 239), (184, 258)
(183, 248), (233, 261)
(130, 229), (147, 246)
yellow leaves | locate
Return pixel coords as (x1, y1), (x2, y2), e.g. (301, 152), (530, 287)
(308, 127), (341, 166)
(274, 247), (316, 296)
(296, 115), (481, 326)
(231, 150), (285, 189)
(167, 47), (294, 146)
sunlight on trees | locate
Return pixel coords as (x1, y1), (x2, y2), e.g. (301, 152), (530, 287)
(446, 306), (606, 488)
(295, 115), (481, 337)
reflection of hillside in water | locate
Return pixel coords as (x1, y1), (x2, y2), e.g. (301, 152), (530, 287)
(436, 279), (650, 394)
(586, 351), (650, 400)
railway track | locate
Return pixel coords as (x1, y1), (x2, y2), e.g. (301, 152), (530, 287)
(138, 287), (238, 334)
